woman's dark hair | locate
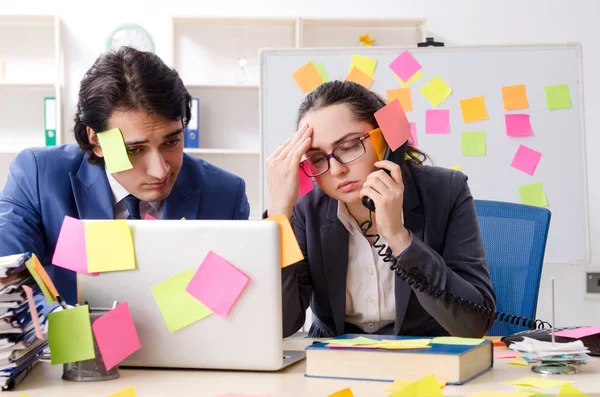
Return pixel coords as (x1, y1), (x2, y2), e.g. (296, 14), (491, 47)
(74, 46), (191, 164)
(297, 80), (428, 165)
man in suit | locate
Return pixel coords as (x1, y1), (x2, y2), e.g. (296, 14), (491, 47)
(0, 47), (250, 304)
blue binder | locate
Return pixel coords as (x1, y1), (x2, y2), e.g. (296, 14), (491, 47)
(184, 98), (199, 148)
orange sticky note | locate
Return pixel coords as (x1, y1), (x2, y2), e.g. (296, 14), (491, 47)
(292, 62), (323, 94)
(502, 84), (529, 110)
(386, 88), (413, 112)
(32, 254), (59, 298)
(460, 96), (488, 123)
(369, 128), (387, 160)
(265, 214), (304, 268)
(345, 67), (374, 88)
(328, 388), (354, 397)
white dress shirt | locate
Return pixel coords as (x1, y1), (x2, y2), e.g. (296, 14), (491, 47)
(105, 170), (164, 220)
(337, 201), (396, 333)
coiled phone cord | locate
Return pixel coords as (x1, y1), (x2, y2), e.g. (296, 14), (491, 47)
(359, 212), (551, 330)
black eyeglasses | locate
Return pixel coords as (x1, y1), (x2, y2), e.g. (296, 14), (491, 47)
(300, 131), (373, 177)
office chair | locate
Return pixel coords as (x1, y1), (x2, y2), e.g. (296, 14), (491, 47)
(474, 200), (551, 336)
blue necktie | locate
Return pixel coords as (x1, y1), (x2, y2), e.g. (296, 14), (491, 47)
(122, 195), (141, 220)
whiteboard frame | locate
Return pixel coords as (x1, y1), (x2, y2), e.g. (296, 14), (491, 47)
(259, 43), (590, 265)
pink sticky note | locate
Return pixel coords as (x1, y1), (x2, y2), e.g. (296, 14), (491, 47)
(494, 350), (518, 359)
(144, 214), (157, 220)
(185, 251), (250, 318)
(298, 167), (314, 197)
(389, 51), (422, 82)
(374, 99), (411, 151)
(555, 326), (600, 339)
(92, 302), (141, 371)
(52, 216), (94, 275)
(409, 122), (418, 146)
(505, 114), (532, 137)
(22, 285), (44, 340)
(511, 145), (542, 176)
(425, 110), (450, 134)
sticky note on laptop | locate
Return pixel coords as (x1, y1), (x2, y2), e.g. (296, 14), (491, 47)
(52, 216), (96, 275)
(151, 268), (213, 332)
(97, 128), (133, 174)
(85, 220), (136, 273)
(265, 214), (304, 267)
(185, 251), (250, 318)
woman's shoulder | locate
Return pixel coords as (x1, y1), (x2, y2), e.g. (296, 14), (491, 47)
(407, 162), (470, 204)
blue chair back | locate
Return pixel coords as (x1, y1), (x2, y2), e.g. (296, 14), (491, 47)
(474, 200), (551, 336)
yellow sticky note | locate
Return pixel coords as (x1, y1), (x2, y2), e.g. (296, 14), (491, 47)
(97, 128), (133, 174)
(25, 255), (55, 303)
(376, 339), (431, 350)
(506, 377), (573, 389)
(558, 384), (590, 397)
(292, 61), (324, 94)
(396, 70), (423, 87)
(370, 128), (387, 160)
(460, 96), (488, 123)
(109, 386), (138, 397)
(384, 378), (446, 392)
(345, 67), (374, 88)
(518, 182), (548, 207)
(508, 359), (529, 366)
(420, 75), (452, 107)
(85, 220), (136, 273)
(387, 374), (444, 397)
(323, 336), (379, 346)
(265, 214), (304, 268)
(502, 84), (529, 110)
(468, 392), (535, 397)
(351, 55), (377, 77)
(431, 336), (484, 345)
(449, 164), (462, 171)
(386, 88), (413, 112)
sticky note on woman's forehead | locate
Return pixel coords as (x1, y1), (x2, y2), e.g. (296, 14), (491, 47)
(374, 99), (410, 151)
(97, 128), (133, 174)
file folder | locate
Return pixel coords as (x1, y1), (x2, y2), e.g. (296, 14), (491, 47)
(184, 98), (199, 148)
(44, 97), (57, 146)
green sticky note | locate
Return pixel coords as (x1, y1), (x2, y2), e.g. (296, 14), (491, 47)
(388, 374), (444, 397)
(323, 336), (379, 346)
(313, 62), (329, 83)
(151, 268), (213, 332)
(461, 131), (486, 156)
(97, 128), (133, 174)
(545, 84), (572, 110)
(519, 182), (548, 207)
(557, 383), (590, 397)
(25, 257), (55, 304)
(85, 220), (136, 273)
(48, 305), (95, 365)
(430, 336), (485, 346)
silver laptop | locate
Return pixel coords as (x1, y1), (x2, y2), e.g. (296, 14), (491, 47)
(77, 220), (305, 371)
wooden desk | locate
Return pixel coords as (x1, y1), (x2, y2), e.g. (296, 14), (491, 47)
(16, 337), (600, 396)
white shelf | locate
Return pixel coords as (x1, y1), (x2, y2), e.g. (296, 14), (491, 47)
(0, 81), (56, 88)
(185, 84), (259, 90)
(184, 148), (259, 155)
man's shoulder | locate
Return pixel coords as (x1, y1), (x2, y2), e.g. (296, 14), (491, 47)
(181, 154), (244, 189)
(14, 144), (85, 172)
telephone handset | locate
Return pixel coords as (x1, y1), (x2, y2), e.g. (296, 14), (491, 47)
(362, 142), (408, 212)
(359, 140), (550, 332)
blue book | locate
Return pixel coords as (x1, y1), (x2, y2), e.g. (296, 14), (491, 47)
(184, 98), (199, 148)
(305, 334), (493, 385)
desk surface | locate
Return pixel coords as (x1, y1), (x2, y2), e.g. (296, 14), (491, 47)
(17, 337), (600, 397)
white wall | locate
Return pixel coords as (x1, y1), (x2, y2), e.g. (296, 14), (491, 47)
(1, 0), (599, 327)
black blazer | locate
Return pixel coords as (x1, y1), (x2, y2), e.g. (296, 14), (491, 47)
(281, 162), (496, 338)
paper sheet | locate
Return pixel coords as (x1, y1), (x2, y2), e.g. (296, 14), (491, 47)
(554, 326), (600, 339)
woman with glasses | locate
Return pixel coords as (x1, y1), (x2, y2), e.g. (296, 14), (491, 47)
(266, 81), (496, 338)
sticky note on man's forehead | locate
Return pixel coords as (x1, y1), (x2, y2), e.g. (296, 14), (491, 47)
(374, 99), (411, 151)
(97, 128), (133, 174)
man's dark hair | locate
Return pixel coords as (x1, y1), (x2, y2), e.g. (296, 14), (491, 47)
(73, 46), (191, 164)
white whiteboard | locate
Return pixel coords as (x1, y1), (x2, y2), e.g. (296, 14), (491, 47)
(259, 44), (589, 265)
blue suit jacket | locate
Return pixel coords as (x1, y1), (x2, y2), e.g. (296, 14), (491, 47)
(0, 145), (250, 304)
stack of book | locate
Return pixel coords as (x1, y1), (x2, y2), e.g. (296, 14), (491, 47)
(0, 253), (53, 391)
